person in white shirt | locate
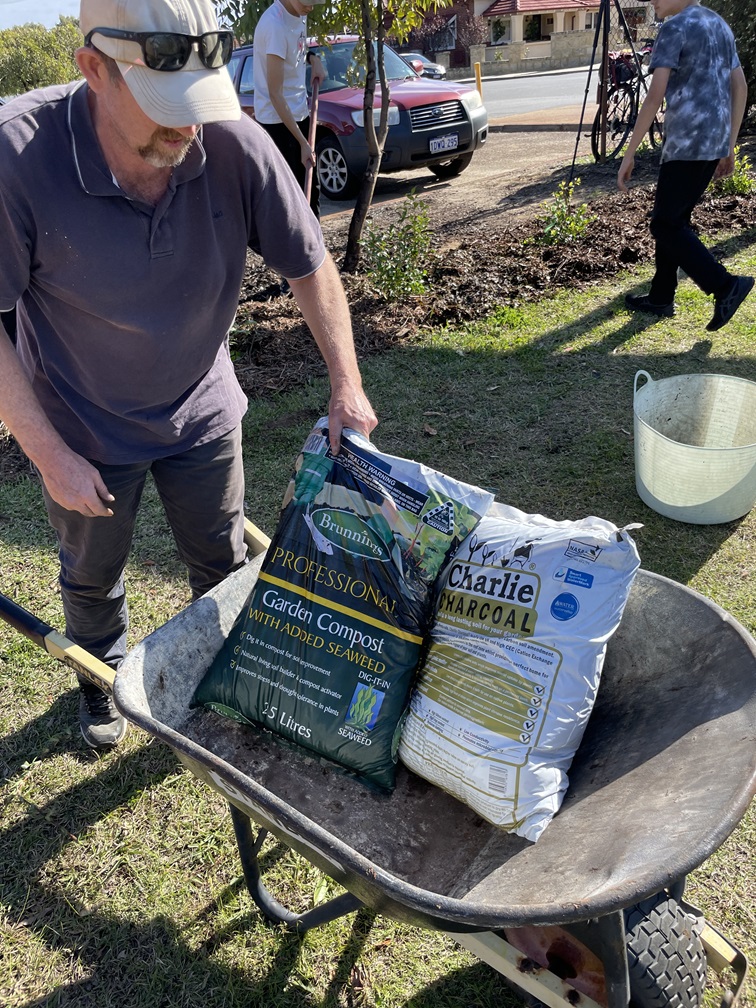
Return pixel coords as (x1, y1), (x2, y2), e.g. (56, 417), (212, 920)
(254, 0), (326, 217)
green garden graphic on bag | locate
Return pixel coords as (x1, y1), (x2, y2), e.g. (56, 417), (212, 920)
(193, 419), (493, 789)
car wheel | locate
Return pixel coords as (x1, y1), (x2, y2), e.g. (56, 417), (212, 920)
(316, 136), (359, 200)
(429, 152), (473, 180)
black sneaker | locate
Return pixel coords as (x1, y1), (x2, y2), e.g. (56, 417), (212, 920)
(625, 293), (675, 317)
(78, 680), (127, 748)
(707, 275), (754, 332)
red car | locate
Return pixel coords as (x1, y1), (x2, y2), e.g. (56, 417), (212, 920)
(227, 36), (488, 200)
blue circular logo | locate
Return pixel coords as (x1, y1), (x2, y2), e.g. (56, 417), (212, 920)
(550, 592), (579, 621)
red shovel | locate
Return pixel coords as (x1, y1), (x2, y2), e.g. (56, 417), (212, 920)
(305, 77), (320, 205)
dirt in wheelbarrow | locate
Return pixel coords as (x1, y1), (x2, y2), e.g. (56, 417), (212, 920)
(1, 135), (755, 480)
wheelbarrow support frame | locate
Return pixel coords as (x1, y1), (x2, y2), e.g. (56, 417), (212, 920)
(222, 800), (750, 1008)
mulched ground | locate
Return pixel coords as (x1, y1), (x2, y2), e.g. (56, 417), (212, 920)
(230, 179), (756, 394)
(2, 170), (755, 484)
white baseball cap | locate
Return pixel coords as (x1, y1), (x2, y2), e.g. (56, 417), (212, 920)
(80, 0), (241, 127)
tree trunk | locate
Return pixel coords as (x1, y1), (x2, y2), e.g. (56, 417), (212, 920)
(342, 0), (389, 272)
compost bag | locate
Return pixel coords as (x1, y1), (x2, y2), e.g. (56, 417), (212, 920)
(399, 503), (640, 839)
(193, 419), (493, 789)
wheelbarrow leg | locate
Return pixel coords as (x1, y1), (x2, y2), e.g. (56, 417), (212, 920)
(568, 912), (631, 1008)
(228, 802), (364, 934)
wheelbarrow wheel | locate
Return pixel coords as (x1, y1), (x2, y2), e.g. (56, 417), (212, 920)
(625, 892), (706, 1008)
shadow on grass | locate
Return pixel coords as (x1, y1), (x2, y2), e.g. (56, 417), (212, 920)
(15, 911), (311, 1008)
(0, 697), (383, 1008)
(402, 960), (524, 1008)
(0, 731), (331, 1008)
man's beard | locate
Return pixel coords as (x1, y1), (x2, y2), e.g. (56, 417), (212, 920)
(138, 128), (194, 168)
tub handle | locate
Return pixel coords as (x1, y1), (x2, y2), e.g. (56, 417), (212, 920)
(634, 370), (654, 398)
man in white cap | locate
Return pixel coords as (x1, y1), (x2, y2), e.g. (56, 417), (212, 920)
(254, 0), (326, 218)
(0, 0), (377, 747)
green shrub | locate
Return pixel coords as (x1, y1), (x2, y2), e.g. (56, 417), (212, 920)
(535, 178), (596, 247)
(361, 191), (432, 300)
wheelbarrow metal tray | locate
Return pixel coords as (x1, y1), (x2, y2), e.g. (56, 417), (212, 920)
(114, 556), (756, 931)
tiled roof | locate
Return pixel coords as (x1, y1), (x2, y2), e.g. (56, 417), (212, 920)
(482, 0), (598, 15)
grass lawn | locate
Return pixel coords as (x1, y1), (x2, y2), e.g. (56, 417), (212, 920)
(1, 245), (755, 1008)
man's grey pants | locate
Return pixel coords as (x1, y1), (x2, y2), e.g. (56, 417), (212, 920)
(40, 426), (247, 671)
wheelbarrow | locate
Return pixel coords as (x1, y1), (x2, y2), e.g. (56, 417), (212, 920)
(2, 519), (755, 1008)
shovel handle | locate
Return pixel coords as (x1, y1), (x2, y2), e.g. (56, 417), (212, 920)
(0, 591), (116, 692)
(304, 77), (320, 205)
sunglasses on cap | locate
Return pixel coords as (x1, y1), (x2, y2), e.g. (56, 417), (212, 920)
(84, 27), (235, 72)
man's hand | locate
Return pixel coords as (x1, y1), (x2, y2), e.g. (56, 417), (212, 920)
(618, 152), (635, 193)
(38, 451), (115, 517)
(617, 66), (668, 195)
(326, 387), (378, 454)
(0, 331), (115, 518)
(713, 152), (735, 181)
(308, 53), (326, 86)
(299, 138), (316, 169)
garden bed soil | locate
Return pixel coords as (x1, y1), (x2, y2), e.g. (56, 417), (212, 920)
(231, 153), (756, 395)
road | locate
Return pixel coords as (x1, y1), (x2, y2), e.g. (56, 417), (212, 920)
(466, 66), (599, 119)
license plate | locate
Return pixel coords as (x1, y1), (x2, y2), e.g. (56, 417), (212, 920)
(429, 133), (458, 154)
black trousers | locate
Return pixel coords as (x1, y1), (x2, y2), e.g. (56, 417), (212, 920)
(260, 118), (320, 220)
(648, 159), (731, 304)
(40, 427), (247, 669)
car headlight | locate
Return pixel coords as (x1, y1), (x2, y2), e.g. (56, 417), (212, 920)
(351, 106), (400, 127)
(461, 89), (483, 112)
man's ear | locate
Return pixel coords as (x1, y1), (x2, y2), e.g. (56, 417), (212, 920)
(75, 47), (112, 93)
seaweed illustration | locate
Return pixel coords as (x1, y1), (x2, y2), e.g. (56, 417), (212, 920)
(346, 686), (379, 731)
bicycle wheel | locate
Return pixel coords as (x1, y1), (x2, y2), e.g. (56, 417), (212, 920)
(591, 84), (635, 161)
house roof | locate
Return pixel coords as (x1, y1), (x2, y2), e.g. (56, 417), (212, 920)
(482, 0), (598, 15)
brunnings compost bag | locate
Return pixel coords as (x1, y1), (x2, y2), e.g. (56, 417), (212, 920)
(192, 418), (493, 790)
(399, 503), (640, 839)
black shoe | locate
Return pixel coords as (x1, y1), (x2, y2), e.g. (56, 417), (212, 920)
(78, 680), (127, 747)
(625, 293), (675, 317)
(706, 275), (754, 332)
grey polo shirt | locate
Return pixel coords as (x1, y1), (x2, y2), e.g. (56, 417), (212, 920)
(0, 81), (326, 464)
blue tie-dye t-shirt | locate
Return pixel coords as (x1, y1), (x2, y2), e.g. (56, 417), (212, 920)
(649, 4), (740, 163)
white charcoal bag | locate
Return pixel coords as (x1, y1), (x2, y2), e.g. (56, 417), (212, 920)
(399, 503), (641, 841)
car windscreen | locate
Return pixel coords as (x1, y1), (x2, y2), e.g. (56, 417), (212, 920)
(313, 41), (417, 94)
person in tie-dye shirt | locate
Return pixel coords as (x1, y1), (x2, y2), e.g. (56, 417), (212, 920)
(618, 0), (751, 332)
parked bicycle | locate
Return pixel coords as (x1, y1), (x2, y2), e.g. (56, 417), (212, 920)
(591, 39), (665, 161)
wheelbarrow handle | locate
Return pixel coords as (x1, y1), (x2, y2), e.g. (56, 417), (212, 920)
(0, 591), (116, 693)
(243, 518), (271, 556)
(304, 77), (320, 205)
